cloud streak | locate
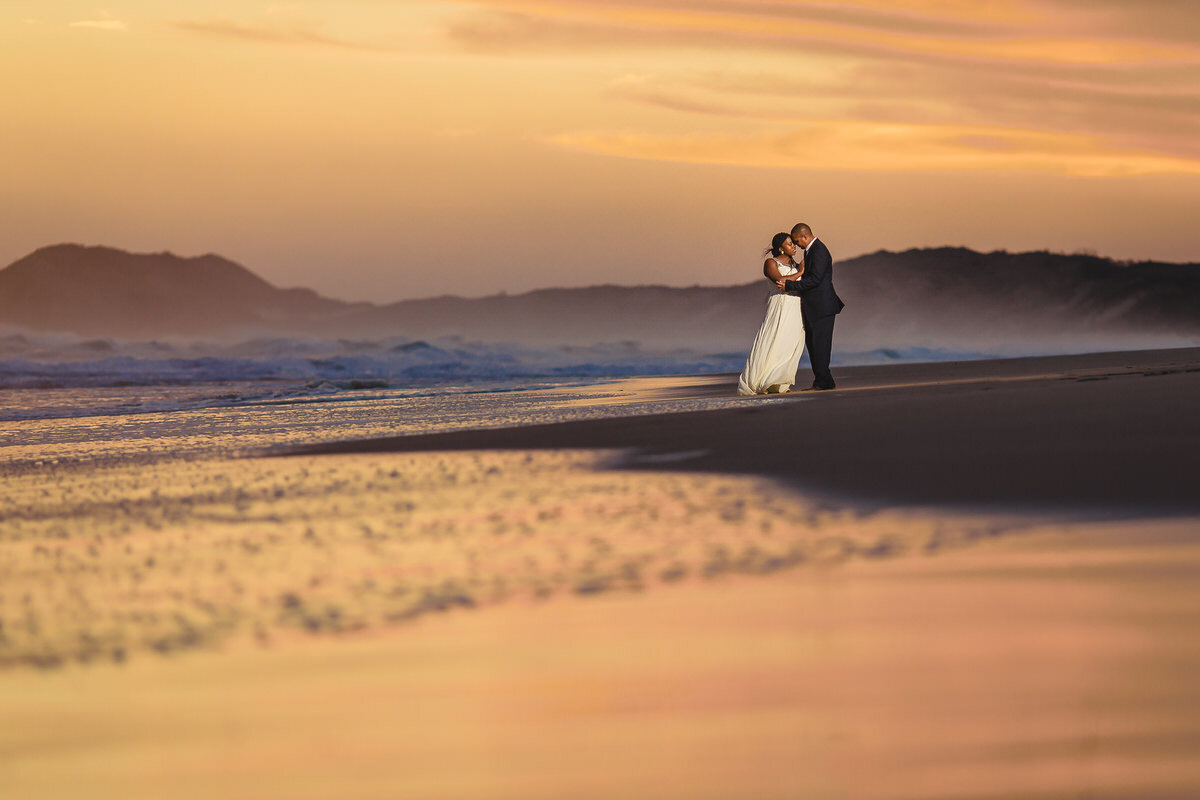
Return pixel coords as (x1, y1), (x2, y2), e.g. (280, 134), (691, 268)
(445, 1), (1200, 65)
(69, 20), (129, 32)
(164, 3), (1200, 177)
(611, 60), (1200, 156)
(172, 18), (404, 54)
(547, 122), (1200, 178)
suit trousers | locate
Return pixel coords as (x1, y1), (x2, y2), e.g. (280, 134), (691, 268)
(804, 311), (837, 389)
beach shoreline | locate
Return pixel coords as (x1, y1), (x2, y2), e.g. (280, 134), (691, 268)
(287, 346), (1200, 516)
(3, 346), (1199, 799)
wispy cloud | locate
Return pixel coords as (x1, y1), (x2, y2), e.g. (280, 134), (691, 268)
(69, 19), (129, 32)
(445, 1), (1200, 66)
(445, 2), (1200, 177)
(172, 18), (403, 54)
(607, 56), (1200, 161)
(547, 122), (1200, 178)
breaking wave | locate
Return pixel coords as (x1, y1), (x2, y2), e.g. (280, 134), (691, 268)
(0, 335), (746, 391)
(3, 329), (1177, 421)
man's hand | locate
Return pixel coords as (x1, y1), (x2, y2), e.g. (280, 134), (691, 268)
(775, 279), (788, 291)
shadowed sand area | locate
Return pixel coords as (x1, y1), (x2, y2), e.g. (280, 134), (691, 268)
(3, 348), (1200, 799)
(291, 347), (1200, 514)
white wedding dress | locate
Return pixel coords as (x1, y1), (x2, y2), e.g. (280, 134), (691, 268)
(737, 258), (806, 395)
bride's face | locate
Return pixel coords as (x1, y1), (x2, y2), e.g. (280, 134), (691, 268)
(781, 238), (797, 257)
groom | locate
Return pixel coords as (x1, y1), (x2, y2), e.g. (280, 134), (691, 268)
(776, 223), (844, 391)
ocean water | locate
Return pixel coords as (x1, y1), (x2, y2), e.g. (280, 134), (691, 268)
(0, 331), (1001, 423)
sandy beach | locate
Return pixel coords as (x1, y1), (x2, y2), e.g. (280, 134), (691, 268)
(295, 346), (1200, 514)
(3, 348), (1200, 799)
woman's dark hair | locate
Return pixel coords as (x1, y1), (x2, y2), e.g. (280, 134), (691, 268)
(764, 232), (791, 257)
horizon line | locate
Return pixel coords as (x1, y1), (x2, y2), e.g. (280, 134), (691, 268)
(4, 241), (1197, 307)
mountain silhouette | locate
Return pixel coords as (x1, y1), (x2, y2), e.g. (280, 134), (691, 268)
(334, 247), (1200, 351)
(0, 245), (361, 338)
(2, 243), (1198, 351)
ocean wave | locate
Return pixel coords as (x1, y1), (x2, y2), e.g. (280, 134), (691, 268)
(1, 331), (1179, 392)
(0, 343), (745, 391)
(0, 334), (747, 420)
(2, 331), (1190, 422)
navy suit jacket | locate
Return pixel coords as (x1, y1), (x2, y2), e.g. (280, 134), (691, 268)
(783, 238), (845, 320)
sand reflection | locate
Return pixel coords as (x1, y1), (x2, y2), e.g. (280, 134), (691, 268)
(0, 448), (1014, 669)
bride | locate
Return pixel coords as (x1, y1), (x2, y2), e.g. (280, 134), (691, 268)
(737, 232), (806, 395)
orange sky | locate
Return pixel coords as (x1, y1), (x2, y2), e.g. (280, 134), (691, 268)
(3, 1), (1199, 300)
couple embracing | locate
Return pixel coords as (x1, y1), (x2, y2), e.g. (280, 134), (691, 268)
(737, 223), (845, 396)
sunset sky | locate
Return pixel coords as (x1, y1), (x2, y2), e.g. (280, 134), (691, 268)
(4, 1), (1199, 300)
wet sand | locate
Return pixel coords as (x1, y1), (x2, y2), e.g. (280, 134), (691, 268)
(3, 347), (1200, 799)
(4, 519), (1199, 800)
(294, 346), (1200, 514)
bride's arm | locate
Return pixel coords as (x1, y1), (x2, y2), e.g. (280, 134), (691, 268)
(766, 257), (804, 289)
(763, 259), (802, 283)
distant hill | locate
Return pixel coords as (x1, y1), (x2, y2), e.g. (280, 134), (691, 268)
(2, 243), (1199, 352)
(0, 245), (364, 338)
